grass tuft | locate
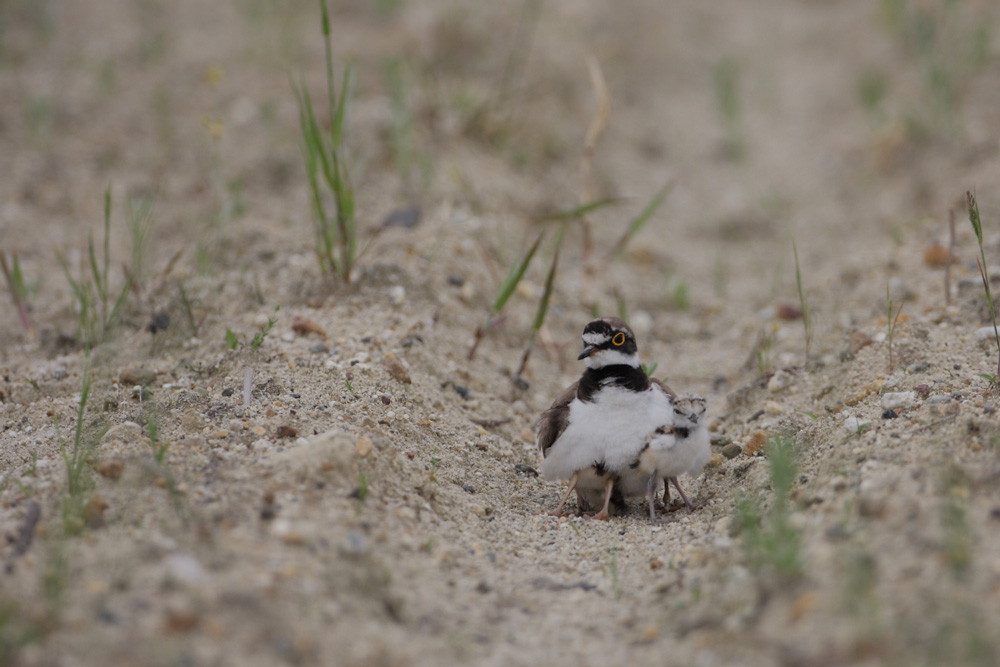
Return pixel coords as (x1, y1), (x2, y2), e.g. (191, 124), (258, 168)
(58, 362), (102, 534)
(966, 191), (1000, 385)
(735, 432), (802, 580)
(0, 251), (34, 336)
(57, 187), (138, 351)
(885, 284), (905, 374)
(293, 0), (357, 284)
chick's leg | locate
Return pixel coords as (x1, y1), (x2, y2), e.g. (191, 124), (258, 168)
(670, 477), (705, 512)
(647, 472), (660, 523)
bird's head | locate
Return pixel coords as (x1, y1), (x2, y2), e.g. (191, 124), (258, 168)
(672, 392), (707, 426)
(577, 317), (640, 369)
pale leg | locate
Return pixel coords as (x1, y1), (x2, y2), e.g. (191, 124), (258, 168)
(588, 477), (615, 521)
(548, 472), (579, 517)
(670, 477), (704, 512)
(647, 472), (659, 523)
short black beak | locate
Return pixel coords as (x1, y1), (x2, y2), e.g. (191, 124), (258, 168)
(577, 345), (596, 360)
(689, 413), (699, 425)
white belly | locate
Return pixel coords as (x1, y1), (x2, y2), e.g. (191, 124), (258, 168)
(619, 424), (712, 498)
(540, 386), (672, 481)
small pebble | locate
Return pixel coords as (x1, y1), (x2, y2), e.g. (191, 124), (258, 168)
(630, 311), (653, 336)
(881, 409), (898, 419)
(767, 369), (794, 393)
(356, 436), (373, 457)
(120, 367), (157, 387)
(341, 531), (368, 557)
(743, 431), (767, 456)
(163, 554), (209, 587)
(384, 358), (412, 384)
(881, 391), (916, 410)
(843, 417), (870, 433)
(722, 444), (742, 459)
(148, 312), (170, 334)
(382, 206), (421, 229)
(389, 285), (406, 305)
(926, 395), (952, 405)
(710, 434), (732, 447)
(292, 316), (327, 337)
(923, 244), (950, 267)
(514, 464), (538, 477)
(848, 331), (874, 354)
(97, 460), (125, 479)
(975, 326), (999, 340)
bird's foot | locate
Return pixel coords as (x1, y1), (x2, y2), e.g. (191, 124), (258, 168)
(660, 503), (686, 515)
(685, 500), (707, 512)
(587, 509), (611, 521)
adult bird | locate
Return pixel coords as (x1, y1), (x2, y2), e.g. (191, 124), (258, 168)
(537, 317), (676, 519)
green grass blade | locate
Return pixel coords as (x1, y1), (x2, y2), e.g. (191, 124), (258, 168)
(88, 236), (105, 308)
(967, 190), (983, 246)
(532, 242), (560, 333)
(10, 253), (25, 295)
(103, 184), (111, 294)
(319, 0), (335, 140)
(793, 240), (811, 357)
(493, 230), (545, 313)
(56, 251), (81, 298)
(293, 79), (336, 274)
(332, 64), (353, 151)
(103, 185), (111, 302)
(338, 161), (356, 272)
(537, 198), (620, 223)
(609, 181), (672, 257)
(106, 279), (132, 334)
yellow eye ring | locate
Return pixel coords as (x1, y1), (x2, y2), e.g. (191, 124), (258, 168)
(612, 332), (625, 346)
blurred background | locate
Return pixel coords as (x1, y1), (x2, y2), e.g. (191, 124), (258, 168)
(2, 0), (1000, 362)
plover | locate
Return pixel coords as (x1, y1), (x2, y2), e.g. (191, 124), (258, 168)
(536, 317), (676, 520)
(625, 392), (710, 523)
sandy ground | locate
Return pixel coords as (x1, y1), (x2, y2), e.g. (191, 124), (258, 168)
(3, 1), (1000, 665)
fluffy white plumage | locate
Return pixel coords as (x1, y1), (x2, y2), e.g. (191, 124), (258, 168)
(540, 382), (673, 482)
(582, 348), (639, 370)
(620, 393), (710, 500)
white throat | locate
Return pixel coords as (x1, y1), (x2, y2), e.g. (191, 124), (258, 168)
(585, 348), (640, 369)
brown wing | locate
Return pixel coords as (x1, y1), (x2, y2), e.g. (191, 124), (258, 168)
(651, 377), (676, 398)
(535, 381), (579, 458)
